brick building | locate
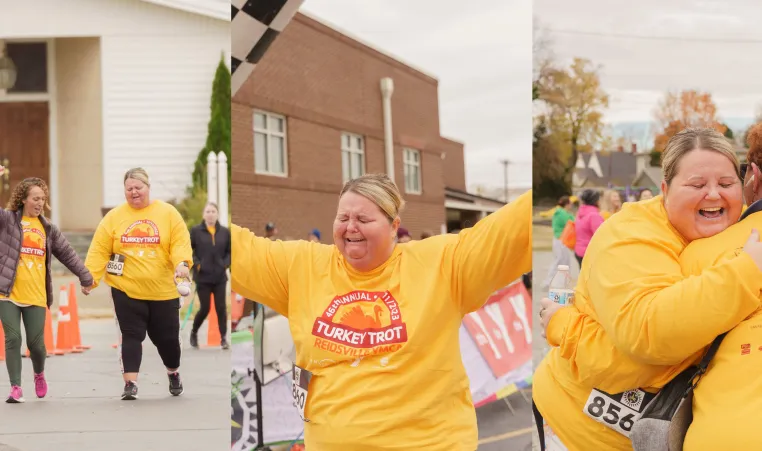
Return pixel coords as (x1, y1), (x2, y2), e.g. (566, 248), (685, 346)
(232, 13), (501, 240)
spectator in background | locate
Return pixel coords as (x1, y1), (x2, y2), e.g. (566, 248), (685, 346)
(308, 229), (321, 243)
(542, 195), (575, 288)
(189, 202), (231, 351)
(600, 189), (622, 219)
(264, 222), (277, 240)
(573, 189), (604, 266)
(639, 188), (654, 200)
(397, 227), (412, 243)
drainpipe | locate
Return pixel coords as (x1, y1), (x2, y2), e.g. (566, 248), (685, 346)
(380, 77), (395, 183)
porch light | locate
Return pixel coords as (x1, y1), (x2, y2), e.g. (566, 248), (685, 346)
(0, 49), (17, 90)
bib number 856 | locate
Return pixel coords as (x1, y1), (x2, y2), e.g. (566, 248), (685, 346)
(587, 396), (635, 432)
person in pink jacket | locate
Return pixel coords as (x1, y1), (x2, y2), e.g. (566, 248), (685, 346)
(574, 189), (604, 266)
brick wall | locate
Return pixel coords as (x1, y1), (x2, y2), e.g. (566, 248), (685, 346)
(232, 13), (464, 241)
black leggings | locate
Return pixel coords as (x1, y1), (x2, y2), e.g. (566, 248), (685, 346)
(112, 288), (181, 373)
(533, 400), (546, 450)
(192, 281), (227, 337)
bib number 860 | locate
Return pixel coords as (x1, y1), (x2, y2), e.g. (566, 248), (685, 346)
(292, 385), (306, 410)
(587, 396), (635, 432)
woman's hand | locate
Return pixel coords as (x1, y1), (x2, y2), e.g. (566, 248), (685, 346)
(175, 263), (190, 280)
(81, 284), (93, 296)
(743, 229), (762, 272)
(538, 297), (566, 339)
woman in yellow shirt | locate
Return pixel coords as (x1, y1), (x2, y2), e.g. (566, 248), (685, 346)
(231, 173), (531, 451)
(539, 125), (762, 450)
(85, 168), (193, 401)
(0, 169), (93, 403)
(532, 128), (762, 450)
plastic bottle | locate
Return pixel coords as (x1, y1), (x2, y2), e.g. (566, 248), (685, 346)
(548, 265), (574, 305)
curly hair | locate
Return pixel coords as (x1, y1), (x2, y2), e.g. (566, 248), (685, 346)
(6, 177), (51, 213)
(747, 123), (762, 169)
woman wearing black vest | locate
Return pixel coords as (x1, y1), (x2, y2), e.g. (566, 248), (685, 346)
(189, 202), (231, 349)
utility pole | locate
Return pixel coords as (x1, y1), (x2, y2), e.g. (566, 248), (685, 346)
(500, 159), (510, 202)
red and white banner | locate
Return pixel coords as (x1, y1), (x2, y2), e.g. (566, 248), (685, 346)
(462, 282), (532, 379)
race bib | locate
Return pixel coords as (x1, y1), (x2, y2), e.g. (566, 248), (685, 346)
(583, 388), (656, 437)
(292, 364), (312, 422)
(107, 254), (126, 276)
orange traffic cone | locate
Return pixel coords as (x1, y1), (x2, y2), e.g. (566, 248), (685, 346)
(206, 294), (221, 347)
(68, 282), (90, 351)
(0, 320), (5, 361)
(55, 285), (76, 354)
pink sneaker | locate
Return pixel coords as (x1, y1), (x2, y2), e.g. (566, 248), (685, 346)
(34, 372), (48, 398)
(6, 385), (24, 403)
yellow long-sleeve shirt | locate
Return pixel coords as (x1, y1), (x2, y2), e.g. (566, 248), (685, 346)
(534, 196), (762, 450)
(679, 209), (762, 450)
(231, 190), (532, 451)
(85, 200), (192, 301)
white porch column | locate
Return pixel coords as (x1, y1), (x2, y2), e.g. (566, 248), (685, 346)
(207, 151), (218, 204)
(47, 39), (59, 225)
(217, 152), (229, 226)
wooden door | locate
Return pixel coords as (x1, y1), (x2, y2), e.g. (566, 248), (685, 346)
(0, 102), (50, 209)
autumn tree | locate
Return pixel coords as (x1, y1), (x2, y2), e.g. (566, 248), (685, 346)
(538, 58), (609, 180)
(532, 19), (572, 199)
(652, 90), (727, 152)
(742, 105), (762, 148)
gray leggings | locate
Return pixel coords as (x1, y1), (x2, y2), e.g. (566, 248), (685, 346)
(0, 301), (46, 387)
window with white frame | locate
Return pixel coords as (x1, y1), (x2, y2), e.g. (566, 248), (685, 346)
(253, 111), (287, 176)
(341, 132), (365, 183)
(403, 148), (422, 194)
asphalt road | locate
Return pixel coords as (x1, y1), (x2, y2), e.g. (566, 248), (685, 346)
(476, 391), (534, 451)
(0, 319), (229, 451)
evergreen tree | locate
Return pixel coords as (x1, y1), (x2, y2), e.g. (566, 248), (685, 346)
(192, 53), (231, 197)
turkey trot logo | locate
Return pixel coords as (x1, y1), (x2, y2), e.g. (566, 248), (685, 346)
(121, 220), (161, 246)
(311, 290), (408, 356)
(20, 226), (45, 259)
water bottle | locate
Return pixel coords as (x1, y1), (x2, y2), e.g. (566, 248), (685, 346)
(548, 265), (574, 305)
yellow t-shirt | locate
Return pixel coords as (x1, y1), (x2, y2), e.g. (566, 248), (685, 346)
(1, 216), (47, 307)
(679, 210), (762, 450)
(85, 200), (192, 301)
(231, 191), (532, 451)
(534, 196), (762, 450)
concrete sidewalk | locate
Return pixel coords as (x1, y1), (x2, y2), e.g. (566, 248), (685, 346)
(0, 319), (229, 451)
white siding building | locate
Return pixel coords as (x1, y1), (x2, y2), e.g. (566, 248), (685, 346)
(0, 0), (229, 230)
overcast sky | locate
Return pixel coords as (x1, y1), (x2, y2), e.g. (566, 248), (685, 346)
(301, 0), (532, 189)
(534, 0), (762, 125)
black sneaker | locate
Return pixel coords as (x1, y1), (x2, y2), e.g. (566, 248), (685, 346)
(121, 381), (138, 400)
(221, 338), (229, 350)
(189, 331), (198, 349)
(168, 372), (183, 396)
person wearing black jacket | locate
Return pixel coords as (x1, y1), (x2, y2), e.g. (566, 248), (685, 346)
(189, 202), (231, 349)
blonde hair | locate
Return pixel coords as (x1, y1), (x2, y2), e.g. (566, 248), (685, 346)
(600, 189), (621, 213)
(339, 174), (405, 222)
(124, 167), (150, 187)
(661, 128), (739, 186)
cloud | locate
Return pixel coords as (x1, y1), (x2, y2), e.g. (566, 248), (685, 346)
(301, 0), (532, 188)
(536, 0), (762, 123)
